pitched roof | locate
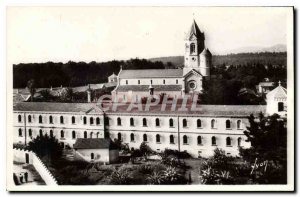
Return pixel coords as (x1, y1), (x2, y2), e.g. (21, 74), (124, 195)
(266, 84), (287, 99)
(109, 73), (117, 78)
(259, 82), (275, 87)
(73, 138), (118, 149)
(13, 102), (103, 114)
(13, 102), (266, 117)
(118, 69), (183, 79)
(200, 48), (212, 56)
(115, 85), (182, 92)
(185, 20), (203, 40)
(104, 103), (266, 117)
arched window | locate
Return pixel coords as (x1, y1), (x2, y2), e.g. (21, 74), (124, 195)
(130, 118), (134, 126)
(28, 115), (32, 123)
(197, 136), (202, 145)
(156, 134), (160, 143)
(60, 116), (64, 124)
(49, 116), (53, 124)
(238, 137), (242, 147)
(226, 137), (231, 146)
(96, 132), (100, 138)
(278, 102), (284, 111)
(39, 129), (43, 136)
(96, 117), (100, 125)
(117, 117), (122, 126)
(90, 117), (94, 125)
(18, 128), (22, 137)
(211, 119), (215, 128)
(155, 118), (160, 127)
(72, 116), (75, 124)
(90, 132), (93, 138)
(130, 133), (135, 142)
(143, 134), (147, 142)
(117, 133), (122, 141)
(72, 131), (76, 139)
(50, 130), (53, 137)
(28, 129), (32, 137)
(226, 120), (231, 129)
(197, 119), (201, 128)
(183, 119), (187, 128)
(190, 43), (196, 53)
(163, 80), (165, 84)
(91, 153), (94, 160)
(83, 116), (87, 124)
(18, 115), (22, 122)
(212, 136), (216, 145)
(143, 118), (147, 127)
(183, 135), (188, 144)
(170, 135), (174, 144)
(84, 131), (87, 138)
(60, 130), (64, 138)
(237, 120), (241, 129)
(176, 79), (178, 84)
(169, 118), (174, 127)
(39, 115), (43, 123)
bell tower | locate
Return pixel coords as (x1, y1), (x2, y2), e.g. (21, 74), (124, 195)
(183, 20), (205, 75)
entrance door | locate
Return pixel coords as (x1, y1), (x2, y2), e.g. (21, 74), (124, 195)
(25, 153), (29, 164)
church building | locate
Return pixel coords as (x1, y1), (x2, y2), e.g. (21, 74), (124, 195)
(112, 20), (212, 102)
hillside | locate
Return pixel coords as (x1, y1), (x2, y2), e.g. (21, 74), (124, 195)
(149, 52), (287, 68)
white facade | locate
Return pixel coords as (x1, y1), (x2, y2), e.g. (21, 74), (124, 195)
(14, 106), (255, 158)
(266, 83), (287, 117)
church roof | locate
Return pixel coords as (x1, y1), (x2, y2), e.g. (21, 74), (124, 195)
(118, 69), (183, 79)
(73, 138), (119, 149)
(115, 85), (182, 92)
(200, 48), (212, 56)
(266, 83), (287, 99)
(185, 20), (203, 40)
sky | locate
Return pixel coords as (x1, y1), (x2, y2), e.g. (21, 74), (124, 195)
(7, 7), (291, 64)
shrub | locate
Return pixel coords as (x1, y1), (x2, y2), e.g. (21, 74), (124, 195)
(109, 168), (134, 185)
(146, 171), (165, 185)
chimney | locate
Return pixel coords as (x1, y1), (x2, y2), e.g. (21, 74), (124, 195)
(87, 90), (91, 103)
(16, 89), (19, 94)
(50, 86), (53, 91)
(87, 84), (92, 103)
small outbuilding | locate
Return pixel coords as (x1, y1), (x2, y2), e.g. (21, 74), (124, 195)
(73, 138), (119, 164)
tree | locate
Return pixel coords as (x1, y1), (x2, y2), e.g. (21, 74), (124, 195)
(40, 89), (53, 101)
(139, 142), (152, 160)
(27, 79), (36, 102)
(60, 87), (73, 102)
(240, 113), (287, 184)
(241, 113), (287, 161)
(28, 134), (63, 163)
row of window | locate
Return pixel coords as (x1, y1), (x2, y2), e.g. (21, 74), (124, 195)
(125, 79), (179, 85)
(18, 128), (242, 147)
(18, 115), (242, 129)
(18, 128), (100, 139)
(18, 115), (102, 125)
(117, 132), (243, 147)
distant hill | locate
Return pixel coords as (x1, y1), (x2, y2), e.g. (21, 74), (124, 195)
(149, 52), (287, 68)
(227, 44), (287, 54)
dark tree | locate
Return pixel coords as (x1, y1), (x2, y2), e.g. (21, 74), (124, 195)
(240, 113), (287, 184)
(28, 134), (63, 163)
(27, 79), (36, 102)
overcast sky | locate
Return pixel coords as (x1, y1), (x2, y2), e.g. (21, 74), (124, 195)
(7, 7), (291, 64)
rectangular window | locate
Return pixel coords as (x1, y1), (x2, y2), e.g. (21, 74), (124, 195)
(138, 80), (140, 85)
(126, 80), (128, 85)
(176, 79), (178, 84)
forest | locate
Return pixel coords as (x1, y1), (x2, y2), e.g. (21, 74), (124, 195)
(13, 52), (287, 89)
